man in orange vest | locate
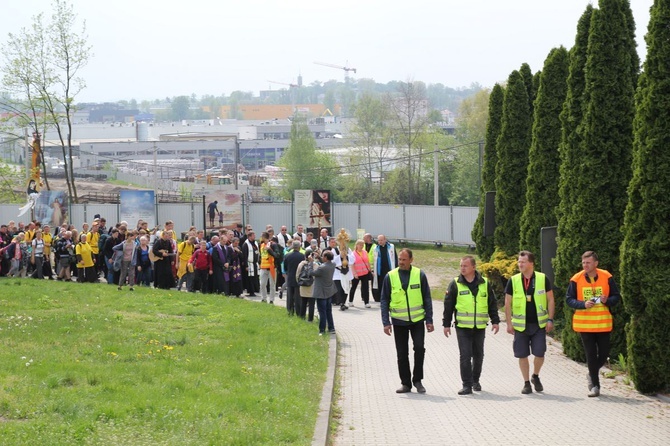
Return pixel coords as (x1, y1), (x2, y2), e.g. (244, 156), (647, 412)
(566, 251), (621, 397)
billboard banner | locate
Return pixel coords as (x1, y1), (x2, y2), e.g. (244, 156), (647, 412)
(205, 191), (242, 230)
(120, 190), (156, 229)
(294, 189), (331, 235)
(34, 190), (68, 227)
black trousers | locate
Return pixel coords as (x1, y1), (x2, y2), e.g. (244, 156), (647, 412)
(456, 327), (486, 387)
(349, 273), (370, 304)
(581, 332), (610, 388)
(393, 321), (426, 387)
(286, 285), (301, 316)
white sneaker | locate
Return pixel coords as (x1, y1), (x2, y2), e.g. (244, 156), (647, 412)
(349, 302), (354, 307)
(365, 303), (371, 308)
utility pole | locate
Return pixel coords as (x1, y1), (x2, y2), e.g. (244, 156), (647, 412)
(153, 141), (158, 196)
(434, 143), (439, 207)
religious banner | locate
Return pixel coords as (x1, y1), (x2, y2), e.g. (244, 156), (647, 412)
(294, 189), (332, 236)
(34, 191), (68, 227)
(120, 190), (156, 229)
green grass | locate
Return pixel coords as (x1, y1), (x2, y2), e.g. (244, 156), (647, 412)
(0, 280), (328, 445)
(405, 243), (474, 293)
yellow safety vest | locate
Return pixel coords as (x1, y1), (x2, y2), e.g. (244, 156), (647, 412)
(455, 277), (489, 329)
(389, 267), (425, 323)
(511, 272), (549, 331)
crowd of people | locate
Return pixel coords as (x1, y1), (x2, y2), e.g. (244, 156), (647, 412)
(1, 217), (618, 397)
(0, 218), (401, 329)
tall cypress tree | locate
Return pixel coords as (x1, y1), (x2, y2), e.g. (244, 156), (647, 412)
(554, 0), (639, 361)
(472, 84), (504, 261)
(494, 71), (531, 256)
(519, 63), (536, 117)
(519, 47), (569, 259)
(556, 5), (593, 224)
(620, 0), (670, 394)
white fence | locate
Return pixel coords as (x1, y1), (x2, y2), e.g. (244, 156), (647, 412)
(1, 201), (477, 245)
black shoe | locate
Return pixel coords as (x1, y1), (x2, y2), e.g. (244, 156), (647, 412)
(279, 291), (283, 299)
(458, 387), (473, 395)
(414, 381), (426, 394)
(340, 304), (348, 311)
(395, 385), (411, 394)
(522, 381), (533, 394)
(473, 382), (482, 391)
(531, 374), (543, 392)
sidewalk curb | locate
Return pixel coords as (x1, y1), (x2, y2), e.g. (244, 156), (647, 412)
(312, 334), (337, 446)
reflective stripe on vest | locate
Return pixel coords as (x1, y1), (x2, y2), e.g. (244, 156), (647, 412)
(388, 267), (425, 323)
(571, 268), (613, 333)
(454, 277), (489, 329)
(511, 272), (548, 331)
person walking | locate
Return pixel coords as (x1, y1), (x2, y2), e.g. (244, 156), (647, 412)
(373, 234), (397, 303)
(310, 250), (338, 335)
(566, 251), (621, 397)
(381, 248), (434, 394)
(283, 240), (306, 316)
(349, 239), (372, 308)
(296, 248), (316, 321)
(504, 250), (555, 394)
(443, 255), (500, 395)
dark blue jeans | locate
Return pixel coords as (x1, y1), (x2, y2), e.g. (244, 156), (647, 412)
(316, 297), (335, 333)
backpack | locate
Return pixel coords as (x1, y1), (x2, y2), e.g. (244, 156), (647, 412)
(98, 233), (109, 252)
(297, 262), (314, 287)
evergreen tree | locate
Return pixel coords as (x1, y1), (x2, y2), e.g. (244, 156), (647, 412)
(494, 71), (531, 256)
(519, 47), (569, 260)
(620, 0), (670, 394)
(554, 0), (639, 361)
(519, 63), (535, 116)
(472, 84), (504, 261)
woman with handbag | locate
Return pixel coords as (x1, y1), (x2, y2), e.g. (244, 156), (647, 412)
(348, 239), (372, 308)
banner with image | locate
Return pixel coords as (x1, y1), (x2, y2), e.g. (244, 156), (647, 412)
(34, 190), (69, 227)
(120, 190), (156, 229)
(294, 189), (331, 235)
(205, 191), (242, 230)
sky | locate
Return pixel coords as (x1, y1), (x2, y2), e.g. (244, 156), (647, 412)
(0, 0), (654, 103)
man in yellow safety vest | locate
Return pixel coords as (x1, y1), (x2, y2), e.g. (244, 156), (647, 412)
(381, 248), (434, 394)
(504, 251), (555, 395)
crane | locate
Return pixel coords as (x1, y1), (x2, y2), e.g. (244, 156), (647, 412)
(313, 61), (357, 84)
(267, 80), (301, 117)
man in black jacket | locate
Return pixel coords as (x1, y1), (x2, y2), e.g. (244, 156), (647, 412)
(284, 240), (306, 316)
(443, 255), (500, 395)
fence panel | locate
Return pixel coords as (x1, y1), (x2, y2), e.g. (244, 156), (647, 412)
(74, 204), (119, 226)
(360, 204), (404, 240)
(452, 206), (478, 245)
(332, 203), (359, 238)
(0, 204), (22, 226)
(404, 205), (451, 242)
(249, 203), (292, 233)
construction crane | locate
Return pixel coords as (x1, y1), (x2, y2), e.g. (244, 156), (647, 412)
(313, 61), (357, 84)
(267, 80), (300, 117)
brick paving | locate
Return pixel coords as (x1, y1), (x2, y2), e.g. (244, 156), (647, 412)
(329, 297), (670, 446)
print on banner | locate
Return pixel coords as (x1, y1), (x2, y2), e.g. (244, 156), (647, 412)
(33, 191), (68, 227)
(294, 189), (332, 235)
(205, 191), (242, 230)
(120, 190), (156, 228)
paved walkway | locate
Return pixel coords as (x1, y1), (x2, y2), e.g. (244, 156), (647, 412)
(327, 296), (670, 446)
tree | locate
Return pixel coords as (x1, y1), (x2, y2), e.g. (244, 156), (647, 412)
(472, 84), (504, 261)
(171, 96), (190, 121)
(554, 0), (639, 361)
(387, 80), (431, 205)
(450, 89), (490, 206)
(519, 63), (536, 117)
(620, 0), (670, 394)
(519, 47), (569, 259)
(276, 118), (338, 199)
(349, 93), (393, 190)
(493, 70), (531, 256)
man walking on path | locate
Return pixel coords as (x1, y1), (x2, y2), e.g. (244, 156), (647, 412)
(373, 234), (397, 303)
(381, 248), (433, 394)
(566, 251), (621, 397)
(443, 255), (500, 395)
(504, 250), (554, 394)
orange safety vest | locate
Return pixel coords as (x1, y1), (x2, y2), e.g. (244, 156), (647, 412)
(571, 268), (613, 333)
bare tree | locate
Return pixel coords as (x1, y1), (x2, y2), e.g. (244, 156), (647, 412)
(386, 80), (431, 204)
(1, 0), (91, 203)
